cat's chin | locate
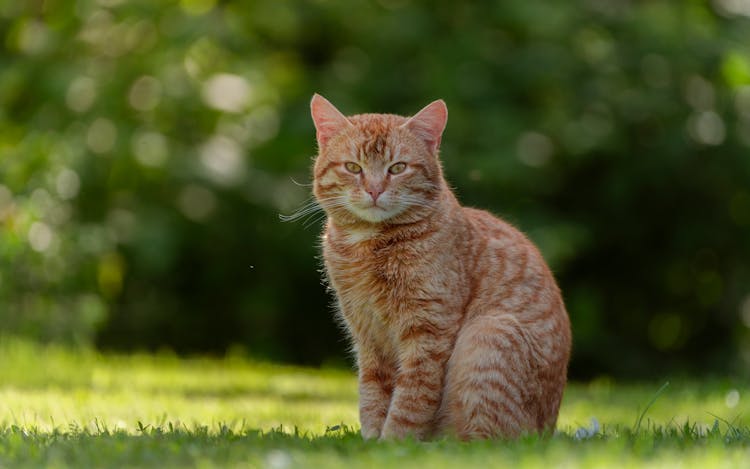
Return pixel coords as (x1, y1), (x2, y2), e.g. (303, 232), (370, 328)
(349, 205), (402, 224)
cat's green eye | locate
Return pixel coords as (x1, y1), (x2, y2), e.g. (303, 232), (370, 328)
(344, 162), (362, 174)
(388, 162), (407, 175)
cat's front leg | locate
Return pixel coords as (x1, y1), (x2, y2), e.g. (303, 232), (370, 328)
(380, 321), (453, 440)
(357, 350), (395, 440)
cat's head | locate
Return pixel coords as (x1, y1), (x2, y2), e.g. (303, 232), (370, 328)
(310, 94), (448, 225)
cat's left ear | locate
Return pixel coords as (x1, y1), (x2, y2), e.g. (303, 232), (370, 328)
(311, 94), (353, 147)
(402, 99), (448, 155)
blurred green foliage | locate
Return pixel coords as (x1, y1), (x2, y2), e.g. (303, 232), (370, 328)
(1, 0), (750, 378)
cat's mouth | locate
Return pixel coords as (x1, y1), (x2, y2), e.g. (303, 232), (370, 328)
(358, 198), (386, 210)
(349, 201), (398, 223)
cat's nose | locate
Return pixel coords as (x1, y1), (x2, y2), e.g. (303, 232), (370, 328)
(367, 189), (384, 202)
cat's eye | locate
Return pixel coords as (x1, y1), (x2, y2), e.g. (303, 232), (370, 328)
(388, 162), (407, 175)
(344, 162), (362, 174)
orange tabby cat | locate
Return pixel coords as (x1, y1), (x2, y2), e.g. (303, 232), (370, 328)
(309, 94), (571, 440)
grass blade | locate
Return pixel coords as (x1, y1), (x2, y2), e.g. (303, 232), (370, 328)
(633, 381), (670, 434)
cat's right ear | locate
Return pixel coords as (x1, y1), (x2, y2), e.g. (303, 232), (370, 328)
(311, 94), (353, 147)
(402, 99), (448, 155)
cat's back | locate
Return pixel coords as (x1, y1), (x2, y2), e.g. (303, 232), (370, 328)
(461, 206), (567, 325)
(462, 206), (540, 262)
(462, 206), (519, 242)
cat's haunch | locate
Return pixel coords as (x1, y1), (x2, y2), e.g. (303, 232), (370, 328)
(310, 94), (571, 440)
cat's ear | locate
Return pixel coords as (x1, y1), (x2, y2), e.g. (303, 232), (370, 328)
(402, 99), (448, 154)
(311, 94), (353, 147)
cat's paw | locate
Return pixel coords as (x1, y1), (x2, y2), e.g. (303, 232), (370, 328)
(360, 426), (381, 440)
(379, 423), (415, 441)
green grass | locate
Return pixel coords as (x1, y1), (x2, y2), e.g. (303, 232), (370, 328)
(1, 338), (749, 468)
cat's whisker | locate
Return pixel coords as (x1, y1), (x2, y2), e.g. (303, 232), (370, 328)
(280, 195), (352, 223)
(290, 177), (313, 187)
(279, 204), (321, 222)
(305, 199), (352, 220)
(397, 196), (437, 211)
(303, 213), (329, 229)
(280, 202), (325, 222)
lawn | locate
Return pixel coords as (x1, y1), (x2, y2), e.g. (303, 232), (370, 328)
(0, 338), (748, 468)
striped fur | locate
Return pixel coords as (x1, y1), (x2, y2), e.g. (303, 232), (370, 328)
(310, 95), (571, 440)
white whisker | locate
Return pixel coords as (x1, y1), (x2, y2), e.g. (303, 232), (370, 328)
(279, 195), (349, 223)
(289, 177), (313, 187)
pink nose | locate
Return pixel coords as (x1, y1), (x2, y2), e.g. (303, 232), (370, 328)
(367, 189), (384, 202)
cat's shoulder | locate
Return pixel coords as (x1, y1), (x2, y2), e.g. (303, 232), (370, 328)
(461, 206), (525, 242)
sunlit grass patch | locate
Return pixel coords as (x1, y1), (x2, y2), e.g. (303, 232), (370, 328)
(1, 338), (749, 468)
(0, 338), (358, 435)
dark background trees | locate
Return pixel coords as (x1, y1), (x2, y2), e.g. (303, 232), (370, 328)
(1, 0), (749, 379)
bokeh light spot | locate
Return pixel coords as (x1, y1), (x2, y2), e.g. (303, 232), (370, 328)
(517, 131), (554, 167)
(125, 20), (158, 54)
(721, 51), (750, 87)
(86, 118), (117, 154)
(56, 169), (81, 200)
(128, 76), (162, 112)
(178, 185), (217, 222)
(47, 202), (72, 227)
(66, 76), (97, 113)
(28, 222), (54, 253)
(107, 209), (137, 244)
(687, 111), (725, 145)
(30, 189), (53, 213)
(77, 292), (108, 330)
(713, 0), (750, 18)
(648, 313), (684, 350)
(575, 27), (613, 64)
(162, 64), (191, 98)
(16, 19), (49, 55)
(180, 0), (216, 16)
(202, 74), (251, 113)
(244, 105), (281, 145)
(200, 135), (245, 186)
(79, 224), (114, 255)
(685, 75), (715, 110)
(98, 252), (125, 298)
(132, 131), (169, 167)
(725, 389), (740, 408)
